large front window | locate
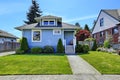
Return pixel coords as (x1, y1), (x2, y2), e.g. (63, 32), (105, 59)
(32, 30), (41, 42)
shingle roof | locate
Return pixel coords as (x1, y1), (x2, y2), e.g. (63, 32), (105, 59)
(0, 29), (18, 39)
(15, 22), (80, 30)
(103, 9), (120, 21)
(35, 15), (62, 19)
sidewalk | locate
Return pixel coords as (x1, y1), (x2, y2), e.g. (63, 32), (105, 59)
(67, 55), (100, 75)
(0, 51), (15, 56)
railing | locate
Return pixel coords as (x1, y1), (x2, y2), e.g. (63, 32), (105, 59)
(73, 38), (76, 53)
(64, 39), (66, 53)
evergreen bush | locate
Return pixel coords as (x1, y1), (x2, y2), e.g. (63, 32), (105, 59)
(104, 40), (110, 48)
(57, 38), (64, 53)
(20, 37), (29, 53)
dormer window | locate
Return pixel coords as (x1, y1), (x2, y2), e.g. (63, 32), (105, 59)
(49, 21), (54, 25)
(43, 20), (55, 26)
(44, 21), (49, 26)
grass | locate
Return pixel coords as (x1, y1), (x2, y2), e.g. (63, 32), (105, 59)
(80, 51), (120, 74)
(0, 54), (72, 75)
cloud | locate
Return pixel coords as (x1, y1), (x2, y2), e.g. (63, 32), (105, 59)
(63, 15), (97, 22)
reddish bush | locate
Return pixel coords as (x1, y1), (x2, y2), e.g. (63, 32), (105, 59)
(76, 30), (90, 41)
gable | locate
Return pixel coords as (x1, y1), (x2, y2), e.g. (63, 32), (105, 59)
(92, 11), (119, 34)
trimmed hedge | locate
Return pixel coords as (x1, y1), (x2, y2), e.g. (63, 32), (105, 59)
(31, 47), (42, 54)
(43, 45), (54, 53)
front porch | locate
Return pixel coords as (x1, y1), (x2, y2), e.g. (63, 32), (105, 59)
(63, 31), (76, 54)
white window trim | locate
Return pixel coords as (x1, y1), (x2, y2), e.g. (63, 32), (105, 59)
(53, 29), (61, 35)
(32, 30), (42, 42)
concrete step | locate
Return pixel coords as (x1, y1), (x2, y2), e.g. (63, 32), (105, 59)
(65, 45), (75, 54)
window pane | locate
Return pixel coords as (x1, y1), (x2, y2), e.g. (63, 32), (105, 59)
(100, 18), (104, 26)
(44, 21), (48, 26)
(33, 31), (40, 41)
(113, 27), (118, 34)
(49, 21), (54, 25)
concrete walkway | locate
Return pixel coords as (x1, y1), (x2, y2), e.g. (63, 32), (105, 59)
(67, 55), (100, 75)
(0, 51), (15, 56)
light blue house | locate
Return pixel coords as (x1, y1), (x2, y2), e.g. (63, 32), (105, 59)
(16, 15), (80, 54)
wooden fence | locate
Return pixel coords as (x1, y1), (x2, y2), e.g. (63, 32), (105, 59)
(78, 41), (94, 49)
(0, 41), (20, 52)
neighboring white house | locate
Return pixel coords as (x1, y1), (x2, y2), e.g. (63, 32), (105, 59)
(0, 29), (18, 43)
(92, 9), (120, 46)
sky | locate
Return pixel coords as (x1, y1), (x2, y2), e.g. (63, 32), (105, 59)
(0, 0), (120, 37)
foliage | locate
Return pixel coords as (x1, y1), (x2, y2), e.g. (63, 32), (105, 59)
(20, 37), (29, 53)
(31, 47), (42, 54)
(15, 48), (24, 54)
(84, 24), (90, 32)
(43, 45), (54, 53)
(92, 39), (97, 51)
(104, 40), (111, 48)
(80, 51), (120, 74)
(75, 43), (83, 53)
(24, 0), (42, 24)
(57, 39), (64, 53)
(82, 44), (89, 53)
(75, 30), (90, 41)
(0, 55), (72, 75)
(85, 38), (95, 41)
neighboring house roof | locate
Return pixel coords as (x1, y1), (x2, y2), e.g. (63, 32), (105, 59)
(0, 29), (18, 39)
(15, 22), (80, 31)
(103, 9), (120, 21)
(92, 9), (120, 34)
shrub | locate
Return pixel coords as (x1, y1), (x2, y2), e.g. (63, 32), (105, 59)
(83, 44), (89, 53)
(31, 47), (42, 54)
(75, 43), (83, 53)
(43, 45), (54, 53)
(20, 37), (29, 53)
(16, 48), (24, 54)
(92, 40), (97, 51)
(57, 38), (64, 53)
(96, 47), (102, 51)
(104, 40), (110, 48)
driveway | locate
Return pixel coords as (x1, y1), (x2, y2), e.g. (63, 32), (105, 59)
(0, 51), (15, 56)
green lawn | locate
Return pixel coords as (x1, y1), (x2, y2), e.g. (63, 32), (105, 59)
(0, 54), (72, 75)
(80, 51), (120, 74)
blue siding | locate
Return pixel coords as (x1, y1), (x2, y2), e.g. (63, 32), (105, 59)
(23, 29), (63, 52)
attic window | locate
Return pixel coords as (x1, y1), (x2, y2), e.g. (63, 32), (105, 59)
(44, 21), (49, 26)
(100, 18), (104, 26)
(112, 27), (118, 34)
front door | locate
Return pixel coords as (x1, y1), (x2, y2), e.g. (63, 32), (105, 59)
(64, 31), (74, 45)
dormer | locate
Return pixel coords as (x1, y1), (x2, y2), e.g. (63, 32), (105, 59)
(35, 15), (62, 27)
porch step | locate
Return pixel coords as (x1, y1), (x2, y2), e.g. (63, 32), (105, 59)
(65, 45), (75, 55)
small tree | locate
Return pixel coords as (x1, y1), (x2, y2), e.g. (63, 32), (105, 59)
(20, 37), (29, 53)
(84, 24), (90, 32)
(57, 38), (64, 53)
(75, 30), (90, 41)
